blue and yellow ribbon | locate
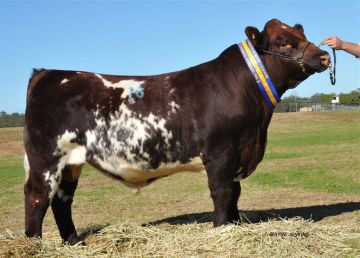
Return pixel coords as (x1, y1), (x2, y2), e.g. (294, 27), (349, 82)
(238, 39), (281, 109)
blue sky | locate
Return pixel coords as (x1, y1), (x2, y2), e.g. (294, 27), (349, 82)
(1, 0), (359, 113)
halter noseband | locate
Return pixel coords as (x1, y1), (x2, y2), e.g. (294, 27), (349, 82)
(260, 42), (312, 76)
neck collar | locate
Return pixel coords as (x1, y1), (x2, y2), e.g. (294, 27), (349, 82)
(238, 39), (281, 109)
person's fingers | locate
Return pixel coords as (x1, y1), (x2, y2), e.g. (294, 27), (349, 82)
(325, 35), (335, 41)
(322, 39), (331, 45)
(324, 40), (334, 46)
(322, 36), (342, 49)
(323, 36), (336, 44)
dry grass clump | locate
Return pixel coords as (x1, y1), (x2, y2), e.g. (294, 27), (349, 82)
(1, 217), (359, 258)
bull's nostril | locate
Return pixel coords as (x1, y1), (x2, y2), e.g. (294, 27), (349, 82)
(320, 55), (330, 67)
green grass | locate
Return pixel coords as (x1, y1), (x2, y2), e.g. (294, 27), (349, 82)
(269, 120), (360, 147)
(0, 156), (24, 192)
(0, 157), (25, 215)
(247, 112), (360, 194)
(248, 165), (360, 194)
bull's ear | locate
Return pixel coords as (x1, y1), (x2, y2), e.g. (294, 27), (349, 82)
(245, 26), (262, 46)
(293, 24), (304, 33)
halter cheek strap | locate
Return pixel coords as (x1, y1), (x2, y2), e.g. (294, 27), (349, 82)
(262, 41), (312, 76)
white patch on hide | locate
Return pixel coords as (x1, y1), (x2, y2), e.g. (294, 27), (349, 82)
(24, 153), (30, 182)
(44, 171), (50, 181)
(56, 130), (77, 152)
(146, 112), (173, 145)
(48, 168), (62, 201)
(96, 156), (205, 189)
(233, 174), (244, 182)
(55, 130), (86, 165)
(48, 130), (87, 200)
(61, 78), (69, 85)
(86, 104), (173, 166)
(168, 101), (180, 113)
(68, 146), (86, 165)
(233, 167), (245, 181)
(57, 188), (71, 202)
(95, 74), (144, 99)
(84, 103), (201, 189)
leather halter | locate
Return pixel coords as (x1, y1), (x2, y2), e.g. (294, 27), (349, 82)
(261, 41), (336, 85)
(260, 42), (312, 76)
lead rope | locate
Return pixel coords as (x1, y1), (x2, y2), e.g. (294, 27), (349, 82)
(319, 42), (336, 85)
(329, 48), (336, 85)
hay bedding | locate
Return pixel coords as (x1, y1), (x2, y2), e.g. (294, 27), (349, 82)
(0, 218), (358, 258)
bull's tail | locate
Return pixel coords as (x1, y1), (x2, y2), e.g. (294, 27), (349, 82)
(26, 68), (48, 103)
(31, 68), (45, 78)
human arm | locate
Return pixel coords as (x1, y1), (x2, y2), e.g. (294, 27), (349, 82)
(323, 36), (360, 58)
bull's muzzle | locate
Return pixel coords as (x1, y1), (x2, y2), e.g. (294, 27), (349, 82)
(320, 53), (331, 68)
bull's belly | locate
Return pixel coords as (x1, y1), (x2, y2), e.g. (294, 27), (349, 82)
(56, 130), (246, 189)
(95, 156), (206, 189)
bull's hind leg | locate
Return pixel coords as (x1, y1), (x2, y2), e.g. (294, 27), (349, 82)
(51, 165), (83, 245)
(24, 154), (61, 238)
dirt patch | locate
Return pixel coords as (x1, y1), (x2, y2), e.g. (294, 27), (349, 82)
(0, 127), (24, 156)
(0, 128), (23, 144)
(0, 143), (24, 156)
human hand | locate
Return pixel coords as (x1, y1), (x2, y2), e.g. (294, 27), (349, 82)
(322, 36), (343, 50)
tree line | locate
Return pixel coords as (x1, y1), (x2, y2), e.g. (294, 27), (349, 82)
(275, 89), (360, 112)
(282, 89), (360, 105)
(0, 111), (25, 128)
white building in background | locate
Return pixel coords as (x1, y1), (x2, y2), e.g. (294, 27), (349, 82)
(331, 96), (340, 104)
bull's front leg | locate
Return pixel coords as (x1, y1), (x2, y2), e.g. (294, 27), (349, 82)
(205, 153), (240, 226)
(228, 181), (241, 223)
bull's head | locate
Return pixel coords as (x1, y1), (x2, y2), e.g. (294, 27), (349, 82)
(245, 19), (330, 89)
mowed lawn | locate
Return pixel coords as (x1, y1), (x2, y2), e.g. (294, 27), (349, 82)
(0, 112), (359, 257)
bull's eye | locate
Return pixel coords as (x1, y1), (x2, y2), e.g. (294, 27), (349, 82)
(281, 42), (292, 48)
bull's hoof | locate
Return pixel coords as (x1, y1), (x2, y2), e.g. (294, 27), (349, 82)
(25, 230), (41, 239)
(64, 233), (85, 246)
(230, 213), (241, 224)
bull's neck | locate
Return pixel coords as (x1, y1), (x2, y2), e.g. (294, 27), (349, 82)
(216, 44), (304, 116)
(261, 54), (304, 97)
(215, 45), (275, 123)
(226, 42), (303, 98)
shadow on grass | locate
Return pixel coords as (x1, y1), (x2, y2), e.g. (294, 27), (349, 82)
(78, 223), (110, 240)
(146, 202), (360, 225)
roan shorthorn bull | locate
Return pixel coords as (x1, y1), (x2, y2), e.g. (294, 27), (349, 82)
(24, 19), (330, 245)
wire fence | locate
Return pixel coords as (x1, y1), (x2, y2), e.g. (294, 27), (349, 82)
(275, 102), (360, 113)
